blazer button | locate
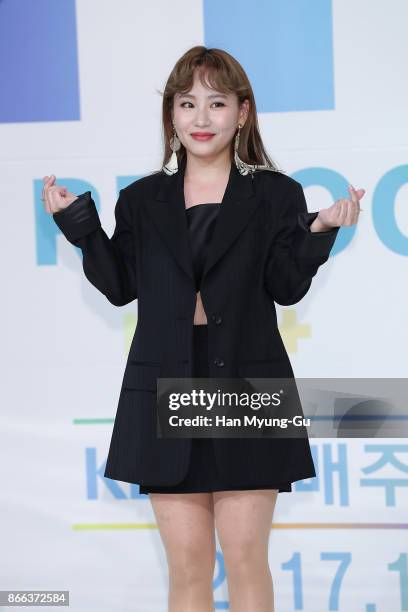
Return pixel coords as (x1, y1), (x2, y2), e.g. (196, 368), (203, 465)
(211, 313), (223, 325)
(213, 357), (225, 367)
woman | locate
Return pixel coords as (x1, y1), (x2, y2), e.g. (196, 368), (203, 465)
(43, 46), (364, 612)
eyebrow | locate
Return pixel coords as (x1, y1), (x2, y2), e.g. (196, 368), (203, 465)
(176, 93), (228, 99)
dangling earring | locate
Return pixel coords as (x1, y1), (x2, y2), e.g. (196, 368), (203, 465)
(163, 125), (181, 175)
(234, 123), (251, 176)
(234, 123), (280, 177)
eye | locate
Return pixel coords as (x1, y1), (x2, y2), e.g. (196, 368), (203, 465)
(179, 101), (226, 108)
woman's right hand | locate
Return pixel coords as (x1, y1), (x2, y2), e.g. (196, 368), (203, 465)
(41, 175), (79, 213)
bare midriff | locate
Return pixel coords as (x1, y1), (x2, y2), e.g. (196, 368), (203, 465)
(193, 291), (208, 325)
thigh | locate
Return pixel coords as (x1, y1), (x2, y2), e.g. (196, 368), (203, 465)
(149, 492), (216, 568)
(213, 490), (279, 563)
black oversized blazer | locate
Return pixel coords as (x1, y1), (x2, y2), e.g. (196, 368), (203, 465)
(53, 154), (340, 487)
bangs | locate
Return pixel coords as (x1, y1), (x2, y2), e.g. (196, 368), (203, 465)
(169, 53), (245, 100)
(178, 65), (232, 96)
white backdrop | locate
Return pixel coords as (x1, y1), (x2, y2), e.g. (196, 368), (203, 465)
(1, 1), (407, 610)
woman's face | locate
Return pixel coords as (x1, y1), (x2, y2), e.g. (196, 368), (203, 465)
(172, 70), (249, 162)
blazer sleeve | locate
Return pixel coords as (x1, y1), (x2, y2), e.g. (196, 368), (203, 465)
(53, 189), (138, 306)
(264, 181), (340, 306)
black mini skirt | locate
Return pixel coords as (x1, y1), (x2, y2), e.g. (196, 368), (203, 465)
(139, 324), (292, 495)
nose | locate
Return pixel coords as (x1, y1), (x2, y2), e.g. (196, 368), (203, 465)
(193, 106), (211, 127)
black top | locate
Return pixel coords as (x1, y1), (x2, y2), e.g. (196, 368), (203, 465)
(185, 203), (220, 291)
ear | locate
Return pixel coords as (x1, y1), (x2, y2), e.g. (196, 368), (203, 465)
(239, 98), (250, 126)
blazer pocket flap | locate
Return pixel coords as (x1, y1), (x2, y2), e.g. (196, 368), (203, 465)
(122, 363), (161, 391)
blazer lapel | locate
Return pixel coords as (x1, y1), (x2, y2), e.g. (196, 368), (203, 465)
(203, 160), (257, 280)
(146, 156), (195, 282)
(146, 154), (258, 285)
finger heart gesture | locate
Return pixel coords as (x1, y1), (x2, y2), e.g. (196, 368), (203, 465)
(41, 175), (78, 213)
(317, 185), (366, 230)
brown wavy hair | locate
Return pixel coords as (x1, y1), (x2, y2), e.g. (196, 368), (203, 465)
(156, 46), (284, 174)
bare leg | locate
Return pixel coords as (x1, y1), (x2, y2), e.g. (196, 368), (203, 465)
(149, 492), (216, 612)
(213, 489), (279, 612)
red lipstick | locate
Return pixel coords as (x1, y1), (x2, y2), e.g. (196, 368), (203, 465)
(191, 132), (215, 141)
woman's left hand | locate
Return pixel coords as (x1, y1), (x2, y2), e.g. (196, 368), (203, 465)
(310, 185), (366, 232)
